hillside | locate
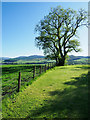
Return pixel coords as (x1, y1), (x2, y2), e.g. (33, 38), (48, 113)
(1, 55), (45, 64)
(0, 57), (10, 61)
(3, 55), (45, 61)
(0, 55), (90, 65)
(2, 65), (88, 118)
(67, 55), (90, 65)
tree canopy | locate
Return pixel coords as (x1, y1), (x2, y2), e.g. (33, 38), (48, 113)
(35, 6), (87, 66)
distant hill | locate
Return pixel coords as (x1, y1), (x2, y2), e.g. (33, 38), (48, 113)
(0, 57), (10, 61)
(67, 55), (90, 65)
(68, 55), (89, 61)
(2, 55), (45, 64)
(0, 55), (90, 65)
(15, 55), (45, 60)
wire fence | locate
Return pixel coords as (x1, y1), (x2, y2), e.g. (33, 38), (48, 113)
(17, 62), (56, 92)
(2, 62), (56, 98)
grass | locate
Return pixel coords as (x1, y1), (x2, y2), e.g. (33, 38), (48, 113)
(16, 59), (55, 64)
(2, 65), (89, 119)
(1, 64), (46, 99)
(68, 58), (90, 65)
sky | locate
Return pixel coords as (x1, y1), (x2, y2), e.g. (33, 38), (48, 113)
(2, 2), (88, 58)
(1, 0), (90, 2)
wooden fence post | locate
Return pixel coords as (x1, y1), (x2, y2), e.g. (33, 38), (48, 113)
(40, 65), (42, 74)
(55, 62), (56, 67)
(51, 62), (53, 68)
(50, 63), (51, 68)
(52, 62), (54, 68)
(52, 62), (53, 68)
(45, 64), (47, 72)
(48, 63), (50, 69)
(53, 62), (55, 67)
(48, 63), (49, 69)
(33, 65), (36, 79)
(54, 62), (55, 67)
(55, 62), (57, 66)
(18, 72), (21, 92)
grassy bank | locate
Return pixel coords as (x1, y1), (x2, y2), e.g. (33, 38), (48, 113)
(2, 65), (89, 118)
(2, 64), (46, 99)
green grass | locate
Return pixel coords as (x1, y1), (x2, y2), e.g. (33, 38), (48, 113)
(2, 64), (47, 99)
(68, 58), (90, 65)
(2, 65), (89, 118)
(16, 59), (55, 64)
(75, 58), (88, 61)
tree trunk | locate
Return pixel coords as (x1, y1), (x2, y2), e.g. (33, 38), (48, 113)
(56, 57), (65, 66)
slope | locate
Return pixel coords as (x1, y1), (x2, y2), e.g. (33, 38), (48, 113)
(2, 65), (88, 118)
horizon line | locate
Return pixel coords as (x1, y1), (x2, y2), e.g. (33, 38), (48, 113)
(0, 54), (89, 58)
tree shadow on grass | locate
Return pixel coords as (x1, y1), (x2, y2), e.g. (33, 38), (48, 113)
(57, 65), (90, 71)
(25, 73), (89, 119)
(67, 65), (90, 72)
(75, 65), (90, 70)
(64, 73), (88, 86)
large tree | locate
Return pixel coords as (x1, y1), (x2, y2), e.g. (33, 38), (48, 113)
(35, 6), (87, 66)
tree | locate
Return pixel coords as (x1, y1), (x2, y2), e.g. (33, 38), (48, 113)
(35, 6), (87, 66)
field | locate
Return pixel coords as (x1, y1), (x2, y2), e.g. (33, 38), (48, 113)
(1, 55), (89, 65)
(1, 64), (50, 99)
(2, 64), (89, 118)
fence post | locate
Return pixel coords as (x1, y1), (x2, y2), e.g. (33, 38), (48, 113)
(48, 63), (49, 69)
(45, 64), (47, 72)
(52, 62), (54, 68)
(50, 63), (51, 68)
(52, 62), (53, 68)
(54, 62), (55, 67)
(40, 65), (42, 74)
(18, 72), (21, 92)
(33, 65), (36, 79)
(49, 63), (51, 69)
(51, 62), (53, 68)
(55, 62), (56, 67)
(55, 62), (57, 66)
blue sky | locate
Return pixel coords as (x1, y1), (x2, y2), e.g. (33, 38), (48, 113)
(2, 2), (88, 58)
